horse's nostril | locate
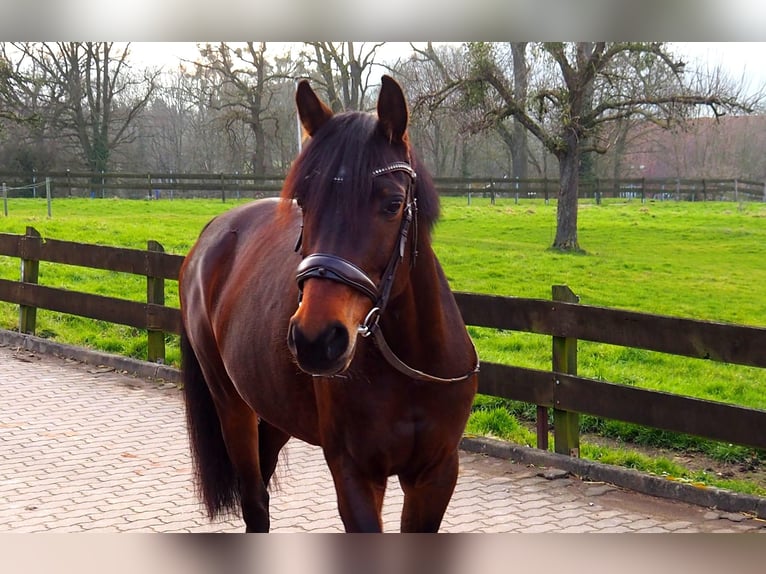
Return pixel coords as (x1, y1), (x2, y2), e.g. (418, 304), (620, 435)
(322, 324), (348, 364)
(287, 322), (298, 354)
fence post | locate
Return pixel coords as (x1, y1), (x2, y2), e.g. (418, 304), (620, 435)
(220, 173), (226, 203)
(536, 403), (549, 451)
(552, 284), (580, 457)
(2, 182), (7, 216)
(45, 177), (52, 218)
(19, 226), (42, 335)
(146, 240), (166, 364)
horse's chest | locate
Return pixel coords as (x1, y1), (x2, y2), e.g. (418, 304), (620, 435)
(328, 393), (447, 465)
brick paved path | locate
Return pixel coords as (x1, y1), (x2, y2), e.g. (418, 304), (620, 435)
(0, 344), (763, 533)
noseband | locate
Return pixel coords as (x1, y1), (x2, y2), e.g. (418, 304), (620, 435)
(293, 161), (479, 384)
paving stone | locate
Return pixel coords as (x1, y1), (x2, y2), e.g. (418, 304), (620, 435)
(664, 520), (694, 530)
(1, 344), (763, 534)
(556, 515), (594, 529)
(539, 469), (570, 480)
(585, 484), (617, 497)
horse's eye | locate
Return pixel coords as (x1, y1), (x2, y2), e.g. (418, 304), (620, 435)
(383, 199), (403, 216)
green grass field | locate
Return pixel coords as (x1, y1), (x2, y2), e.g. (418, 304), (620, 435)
(1, 195), (765, 495)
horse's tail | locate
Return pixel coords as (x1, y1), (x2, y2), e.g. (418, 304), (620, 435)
(181, 326), (241, 519)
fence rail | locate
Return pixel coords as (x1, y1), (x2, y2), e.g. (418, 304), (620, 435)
(0, 226), (764, 459)
(1, 170), (764, 202)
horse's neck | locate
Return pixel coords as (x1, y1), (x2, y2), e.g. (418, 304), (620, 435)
(380, 242), (475, 378)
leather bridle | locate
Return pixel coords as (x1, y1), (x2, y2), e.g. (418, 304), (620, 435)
(293, 161), (479, 384)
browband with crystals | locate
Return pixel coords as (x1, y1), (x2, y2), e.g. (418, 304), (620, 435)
(333, 162), (417, 183)
(371, 162), (417, 180)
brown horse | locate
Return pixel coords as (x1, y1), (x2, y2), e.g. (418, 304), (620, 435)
(179, 75), (479, 533)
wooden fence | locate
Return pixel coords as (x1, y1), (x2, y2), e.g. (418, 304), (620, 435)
(0, 226), (765, 457)
(1, 170), (765, 202)
(438, 176), (766, 203)
(0, 170), (285, 201)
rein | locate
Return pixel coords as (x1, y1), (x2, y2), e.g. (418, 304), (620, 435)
(294, 161), (479, 384)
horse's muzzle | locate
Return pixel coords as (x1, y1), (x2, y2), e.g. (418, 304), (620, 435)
(287, 318), (352, 377)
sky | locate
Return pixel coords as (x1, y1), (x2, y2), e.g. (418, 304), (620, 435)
(126, 42), (426, 70)
(127, 42), (766, 99)
(674, 42), (766, 95)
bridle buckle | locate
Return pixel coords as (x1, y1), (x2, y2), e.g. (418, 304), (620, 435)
(357, 307), (381, 338)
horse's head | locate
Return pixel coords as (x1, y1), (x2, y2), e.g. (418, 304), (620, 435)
(284, 75), (423, 377)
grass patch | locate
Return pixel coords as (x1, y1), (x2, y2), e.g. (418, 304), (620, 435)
(467, 396), (766, 497)
(580, 443), (766, 497)
(466, 395), (538, 447)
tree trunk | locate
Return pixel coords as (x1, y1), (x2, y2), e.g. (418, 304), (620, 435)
(460, 138), (470, 177)
(553, 138), (581, 251)
(252, 123), (266, 176)
(612, 128), (625, 180)
(511, 122), (528, 180)
(510, 42), (528, 180)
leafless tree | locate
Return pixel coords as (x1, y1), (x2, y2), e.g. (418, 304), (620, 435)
(194, 42), (302, 175)
(418, 42), (756, 252)
(301, 42), (385, 112)
(3, 42), (159, 176)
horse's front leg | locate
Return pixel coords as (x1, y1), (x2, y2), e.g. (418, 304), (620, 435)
(325, 455), (387, 532)
(398, 450), (460, 533)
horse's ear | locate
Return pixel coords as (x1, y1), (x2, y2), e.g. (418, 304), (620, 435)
(296, 79), (333, 137)
(377, 75), (408, 144)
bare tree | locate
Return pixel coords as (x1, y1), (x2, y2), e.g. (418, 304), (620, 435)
(395, 43), (471, 176)
(409, 42), (536, 180)
(302, 42), (385, 112)
(139, 68), (198, 173)
(0, 44), (68, 172)
(420, 42), (756, 252)
(508, 42), (529, 180)
(4, 42), (159, 175)
(195, 42), (302, 175)
(482, 43), (532, 180)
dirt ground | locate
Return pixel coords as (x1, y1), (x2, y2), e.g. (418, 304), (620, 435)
(581, 432), (766, 493)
